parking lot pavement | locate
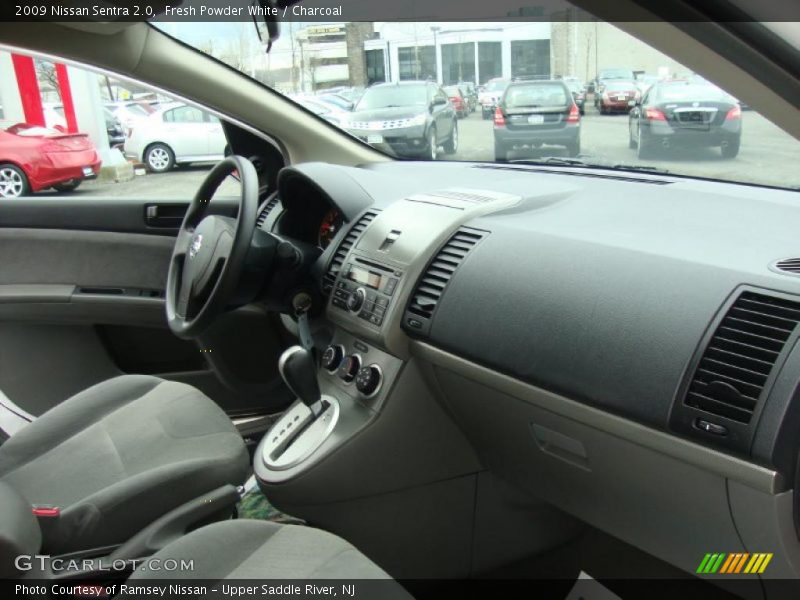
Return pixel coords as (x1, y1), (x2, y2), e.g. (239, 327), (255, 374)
(37, 107), (797, 200)
(451, 106), (799, 188)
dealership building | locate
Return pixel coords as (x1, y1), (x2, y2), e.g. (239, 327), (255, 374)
(286, 22), (551, 92)
(280, 21), (688, 93)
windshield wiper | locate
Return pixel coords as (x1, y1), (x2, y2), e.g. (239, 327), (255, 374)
(611, 163), (670, 174)
(508, 157), (671, 175)
(509, 156), (589, 166)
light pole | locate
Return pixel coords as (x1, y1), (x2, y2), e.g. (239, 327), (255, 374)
(430, 26), (441, 82)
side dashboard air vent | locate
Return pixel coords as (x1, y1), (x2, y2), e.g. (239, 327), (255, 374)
(772, 257), (800, 276)
(256, 196), (280, 229)
(404, 227), (487, 336)
(682, 291), (800, 428)
(321, 209), (379, 295)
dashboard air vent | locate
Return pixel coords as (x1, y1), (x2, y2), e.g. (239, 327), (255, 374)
(683, 291), (800, 424)
(256, 196), (280, 229)
(404, 227), (487, 335)
(773, 258), (800, 276)
(322, 209), (379, 295)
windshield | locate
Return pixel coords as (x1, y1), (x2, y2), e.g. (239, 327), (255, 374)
(155, 13), (799, 190)
(356, 85), (428, 110)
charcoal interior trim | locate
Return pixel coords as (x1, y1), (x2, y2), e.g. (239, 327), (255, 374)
(411, 340), (782, 495)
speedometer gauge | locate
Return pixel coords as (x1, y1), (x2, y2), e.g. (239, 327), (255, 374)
(318, 208), (343, 249)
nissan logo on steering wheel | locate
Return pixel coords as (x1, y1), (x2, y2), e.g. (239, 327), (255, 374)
(189, 234), (203, 259)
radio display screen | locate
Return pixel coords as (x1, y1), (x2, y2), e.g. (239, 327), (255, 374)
(347, 265), (382, 290)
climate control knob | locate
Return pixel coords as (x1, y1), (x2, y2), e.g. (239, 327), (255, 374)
(355, 364), (382, 397)
(346, 287), (366, 314)
(321, 345), (345, 372)
(337, 354), (361, 383)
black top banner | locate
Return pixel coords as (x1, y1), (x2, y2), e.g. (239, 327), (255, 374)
(1, 0), (799, 22)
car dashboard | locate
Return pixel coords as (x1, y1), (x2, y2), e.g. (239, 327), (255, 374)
(254, 158), (800, 584)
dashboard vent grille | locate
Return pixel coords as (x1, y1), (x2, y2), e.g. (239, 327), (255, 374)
(684, 291), (800, 423)
(773, 258), (800, 275)
(322, 209), (379, 295)
(256, 196), (280, 229)
(407, 227), (486, 323)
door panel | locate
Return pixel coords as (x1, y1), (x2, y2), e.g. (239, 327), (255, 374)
(0, 196), (290, 418)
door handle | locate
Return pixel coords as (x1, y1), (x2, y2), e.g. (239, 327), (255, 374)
(145, 203), (188, 228)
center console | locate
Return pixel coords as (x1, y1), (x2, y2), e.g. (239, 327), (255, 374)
(254, 188), (521, 487)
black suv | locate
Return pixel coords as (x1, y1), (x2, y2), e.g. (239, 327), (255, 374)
(493, 79), (581, 160)
(343, 81), (458, 160)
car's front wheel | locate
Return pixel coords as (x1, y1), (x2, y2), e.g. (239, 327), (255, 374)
(423, 128), (438, 160)
(443, 121), (459, 154)
(53, 179), (82, 192)
(144, 143), (175, 173)
(0, 163), (30, 198)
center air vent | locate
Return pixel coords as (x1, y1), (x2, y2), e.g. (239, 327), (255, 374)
(321, 209), (379, 295)
(672, 289), (800, 452)
(772, 257), (800, 276)
(403, 227), (487, 336)
(256, 196), (280, 229)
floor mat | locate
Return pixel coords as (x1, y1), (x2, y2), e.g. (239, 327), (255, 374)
(237, 487), (305, 525)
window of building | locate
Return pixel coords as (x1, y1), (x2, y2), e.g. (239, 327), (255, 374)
(478, 42), (502, 84)
(398, 46), (436, 81)
(365, 49), (386, 84)
(441, 42), (476, 85)
(510, 40), (550, 79)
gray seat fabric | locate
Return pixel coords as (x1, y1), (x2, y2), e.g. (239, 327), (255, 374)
(131, 519), (410, 595)
(0, 375), (249, 554)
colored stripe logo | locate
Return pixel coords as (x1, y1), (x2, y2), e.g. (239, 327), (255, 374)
(697, 553), (773, 574)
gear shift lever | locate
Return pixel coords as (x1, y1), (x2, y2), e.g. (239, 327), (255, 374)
(278, 346), (324, 417)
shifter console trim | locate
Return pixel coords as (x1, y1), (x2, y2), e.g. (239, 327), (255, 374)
(260, 395), (340, 471)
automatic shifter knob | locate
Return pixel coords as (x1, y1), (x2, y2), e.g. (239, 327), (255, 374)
(278, 346), (323, 416)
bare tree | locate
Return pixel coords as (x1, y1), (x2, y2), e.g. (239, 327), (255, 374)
(35, 59), (61, 101)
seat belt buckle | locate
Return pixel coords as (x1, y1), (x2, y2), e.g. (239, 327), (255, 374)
(32, 504), (61, 518)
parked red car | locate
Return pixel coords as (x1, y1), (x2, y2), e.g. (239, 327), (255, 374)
(598, 80), (641, 114)
(0, 124), (101, 198)
(443, 85), (470, 119)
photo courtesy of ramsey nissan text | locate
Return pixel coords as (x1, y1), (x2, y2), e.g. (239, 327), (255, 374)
(0, 1), (798, 600)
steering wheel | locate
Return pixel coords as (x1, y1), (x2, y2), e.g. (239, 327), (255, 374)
(166, 155), (259, 338)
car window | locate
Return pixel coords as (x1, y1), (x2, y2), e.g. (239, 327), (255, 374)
(164, 106), (205, 123)
(504, 84), (569, 108)
(0, 54), (239, 200)
(355, 85), (428, 110)
(148, 17), (799, 190)
(653, 83), (733, 103)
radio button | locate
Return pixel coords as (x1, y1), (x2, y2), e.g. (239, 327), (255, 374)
(346, 288), (366, 313)
(383, 278), (398, 295)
